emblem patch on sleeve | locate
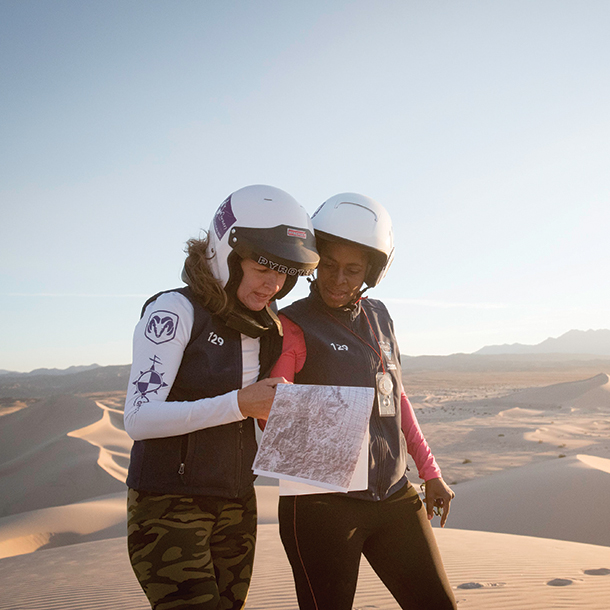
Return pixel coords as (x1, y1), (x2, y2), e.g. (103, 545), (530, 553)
(145, 310), (179, 344)
(132, 355), (168, 407)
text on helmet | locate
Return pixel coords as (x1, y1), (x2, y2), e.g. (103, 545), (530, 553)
(257, 256), (314, 276)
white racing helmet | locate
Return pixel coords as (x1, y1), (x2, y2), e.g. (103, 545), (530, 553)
(311, 192), (394, 287)
(207, 185), (319, 300)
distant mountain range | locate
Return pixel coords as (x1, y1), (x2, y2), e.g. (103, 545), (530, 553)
(475, 329), (610, 356)
(1, 329), (608, 389)
(0, 365), (131, 399)
(0, 364), (101, 377)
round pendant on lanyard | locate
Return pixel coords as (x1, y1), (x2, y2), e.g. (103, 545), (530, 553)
(326, 304), (396, 417)
(376, 371), (395, 417)
(362, 307), (396, 417)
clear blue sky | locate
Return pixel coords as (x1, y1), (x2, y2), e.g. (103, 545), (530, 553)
(1, 0), (608, 372)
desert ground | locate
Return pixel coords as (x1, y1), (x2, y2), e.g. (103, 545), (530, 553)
(0, 355), (609, 609)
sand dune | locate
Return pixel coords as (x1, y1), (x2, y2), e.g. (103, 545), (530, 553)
(413, 373), (610, 483)
(0, 396), (133, 559)
(495, 372), (610, 410)
(0, 485), (280, 561)
(446, 454), (610, 546)
(1, 369), (609, 609)
(0, 394), (279, 561)
(0, 525), (609, 610)
(0, 492), (126, 559)
(0, 395), (126, 517)
(0, 395), (99, 464)
(67, 401), (131, 482)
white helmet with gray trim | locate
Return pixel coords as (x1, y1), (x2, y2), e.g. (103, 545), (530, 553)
(208, 185), (319, 300)
(311, 192), (394, 287)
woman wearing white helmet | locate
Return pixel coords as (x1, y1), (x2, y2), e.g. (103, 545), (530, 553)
(270, 193), (457, 609)
(124, 185), (318, 610)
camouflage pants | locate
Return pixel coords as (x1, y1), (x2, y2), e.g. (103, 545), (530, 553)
(127, 488), (257, 610)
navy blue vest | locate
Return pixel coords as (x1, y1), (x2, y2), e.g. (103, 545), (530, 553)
(126, 287), (281, 498)
(280, 289), (408, 501)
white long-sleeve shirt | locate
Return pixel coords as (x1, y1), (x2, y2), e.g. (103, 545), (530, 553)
(124, 291), (260, 441)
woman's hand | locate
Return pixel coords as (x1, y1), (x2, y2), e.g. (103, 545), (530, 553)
(424, 477), (455, 528)
(237, 377), (290, 420)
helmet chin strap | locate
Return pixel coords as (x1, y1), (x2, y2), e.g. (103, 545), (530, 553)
(356, 284), (371, 302)
(224, 302), (282, 339)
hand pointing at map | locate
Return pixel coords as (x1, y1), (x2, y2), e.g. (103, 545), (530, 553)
(238, 377), (291, 419)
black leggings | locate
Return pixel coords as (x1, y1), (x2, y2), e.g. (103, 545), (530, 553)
(279, 483), (457, 610)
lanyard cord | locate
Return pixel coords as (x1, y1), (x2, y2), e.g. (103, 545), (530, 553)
(323, 298), (386, 374)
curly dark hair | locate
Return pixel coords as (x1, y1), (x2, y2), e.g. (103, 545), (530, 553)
(183, 233), (230, 315)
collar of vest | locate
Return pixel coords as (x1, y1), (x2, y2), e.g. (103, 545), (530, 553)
(222, 302), (283, 338)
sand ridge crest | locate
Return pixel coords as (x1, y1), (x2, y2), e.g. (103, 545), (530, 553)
(67, 401), (131, 482)
(445, 454), (610, 546)
(496, 372), (610, 409)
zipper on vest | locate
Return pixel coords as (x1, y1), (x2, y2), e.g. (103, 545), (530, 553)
(178, 435), (190, 481)
(371, 414), (384, 501)
(368, 347), (386, 501)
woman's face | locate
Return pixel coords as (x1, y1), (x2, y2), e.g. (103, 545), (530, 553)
(236, 258), (287, 311)
(316, 241), (368, 308)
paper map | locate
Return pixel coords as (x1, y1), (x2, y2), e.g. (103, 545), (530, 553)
(253, 384), (375, 492)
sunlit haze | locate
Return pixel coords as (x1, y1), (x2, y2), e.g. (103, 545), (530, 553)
(1, 1), (608, 372)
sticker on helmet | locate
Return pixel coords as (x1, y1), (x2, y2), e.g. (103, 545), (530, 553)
(145, 310), (179, 344)
(214, 196), (237, 240)
(287, 227), (307, 239)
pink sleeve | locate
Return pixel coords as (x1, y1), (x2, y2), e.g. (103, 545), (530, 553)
(260, 315), (307, 431)
(400, 388), (442, 481)
(269, 314), (307, 381)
